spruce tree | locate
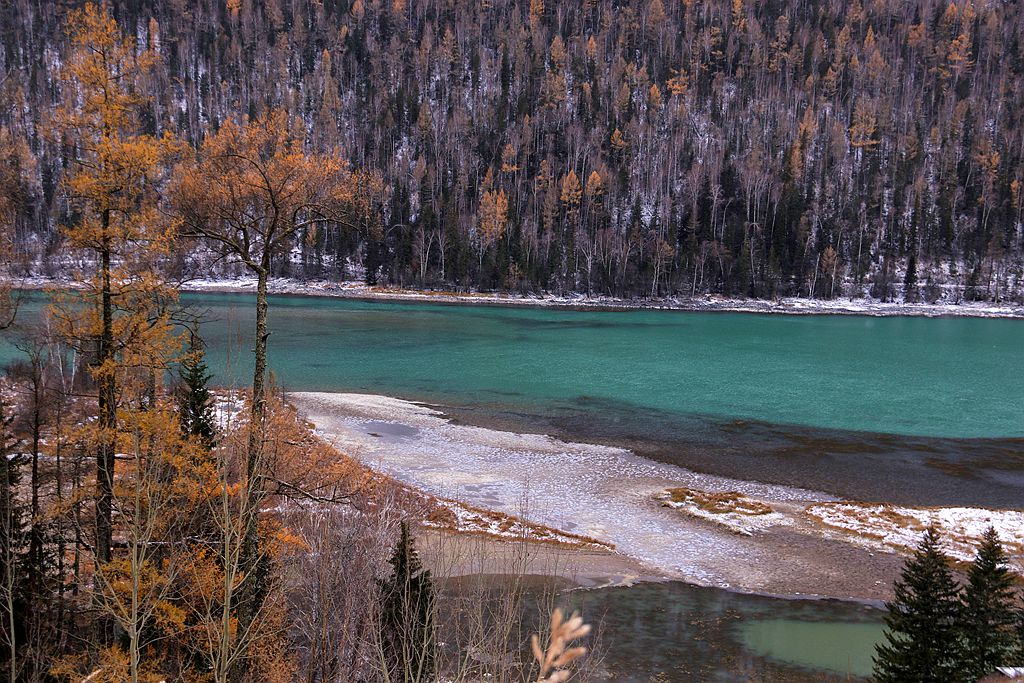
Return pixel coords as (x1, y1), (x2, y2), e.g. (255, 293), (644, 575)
(176, 333), (216, 448)
(873, 526), (967, 683)
(960, 527), (1018, 678)
(378, 521), (436, 683)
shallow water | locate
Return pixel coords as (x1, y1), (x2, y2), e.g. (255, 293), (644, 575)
(443, 576), (885, 682)
(567, 581), (884, 682)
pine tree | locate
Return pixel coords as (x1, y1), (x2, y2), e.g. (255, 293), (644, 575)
(176, 334), (216, 449)
(378, 521), (436, 683)
(873, 526), (967, 683)
(960, 527), (1018, 678)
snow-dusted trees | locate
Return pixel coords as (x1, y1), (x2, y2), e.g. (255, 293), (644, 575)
(2, 0), (1024, 301)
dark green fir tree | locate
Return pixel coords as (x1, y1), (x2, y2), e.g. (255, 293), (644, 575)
(960, 527), (1019, 678)
(873, 526), (967, 683)
(176, 333), (216, 448)
(378, 521), (436, 683)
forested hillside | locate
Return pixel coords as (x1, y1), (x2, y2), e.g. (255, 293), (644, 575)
(2, 0), (1024, 301)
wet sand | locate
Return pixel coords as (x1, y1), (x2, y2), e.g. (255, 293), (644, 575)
(291, 391), (903, 601)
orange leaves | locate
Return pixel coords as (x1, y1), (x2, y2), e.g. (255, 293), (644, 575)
(560, 170), (582, 207)
(478, 188), (509, 250)
(648, 83), (662, 110)
(666, 68), (689, 96)
(259, 394), (375, 502)
(528, 0), (544, 30)
(610, 128), (628, 153)
(849, 99), (879, 151)
(585, 170), (605, 202)
(500, 144), (519, 173)
(171, 109), (376, 275)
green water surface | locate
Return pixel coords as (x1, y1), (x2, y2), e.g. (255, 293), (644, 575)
(4, 292), (1023, 439)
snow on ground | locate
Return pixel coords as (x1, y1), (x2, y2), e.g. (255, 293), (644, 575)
(152, 276), (1024, 318)
(807, 503), (1024, 570)
(291, 391), (1023, 598)
(654, 488), (792, 537)
(213, 390), (247, 430)
(290, 391), (836, 591)
(12, 274), (1024, 317)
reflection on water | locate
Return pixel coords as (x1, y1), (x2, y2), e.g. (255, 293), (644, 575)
(565, 582), (884, 682)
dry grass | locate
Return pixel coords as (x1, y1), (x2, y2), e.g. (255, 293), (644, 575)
(424, 499), (615, 550)
(660, 487), (773, 516)
(530, 608), (591, 683)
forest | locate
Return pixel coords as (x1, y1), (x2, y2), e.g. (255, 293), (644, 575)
(1, 0), (1023, 301)
(0, 3), (1023, 680)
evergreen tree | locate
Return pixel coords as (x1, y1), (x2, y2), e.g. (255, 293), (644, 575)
(176, 333), (217, 448)
(960, 527), (1019, 678)
(873, 526), (967, 683)
(378, 521), (436, 683)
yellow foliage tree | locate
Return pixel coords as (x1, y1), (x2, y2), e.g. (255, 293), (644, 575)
(500, 144), (519, 173)
(648, 83), (662, 110)
(585, 170), (605, 202)
(171, 111), (378, 675)
(610, 128), (629, 153)
(849, 99), (879, 151)
(560, 170), (583, 207)
(478, 188), (509, 256)
(50, 2), (181, 567)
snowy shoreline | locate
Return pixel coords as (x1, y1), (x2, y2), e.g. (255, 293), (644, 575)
(14, 275), (1024, 319)
(290, 390), (1024, 602)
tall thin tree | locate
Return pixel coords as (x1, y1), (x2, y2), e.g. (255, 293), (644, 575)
(51, 2), (179, 567)
(171, 110), (377, 676)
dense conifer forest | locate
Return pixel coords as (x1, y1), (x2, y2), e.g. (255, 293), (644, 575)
(1, 0), (1023, 301)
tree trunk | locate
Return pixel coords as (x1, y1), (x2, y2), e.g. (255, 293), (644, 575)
(96, 213), (115, 567)
(233, 267), (271, 682)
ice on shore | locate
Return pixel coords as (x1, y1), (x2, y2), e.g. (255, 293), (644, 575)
(290, 391), (832, 590)
(808, 502), (1024, 570)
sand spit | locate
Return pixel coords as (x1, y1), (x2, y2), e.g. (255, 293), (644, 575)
(290, 391), (911, 601)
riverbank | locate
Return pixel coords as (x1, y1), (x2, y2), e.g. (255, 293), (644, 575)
(12, 275), (1024, 318)
(291, 390), (1024, 602)
(181, 276), (1024, 318)
(290, 391), (908, 602)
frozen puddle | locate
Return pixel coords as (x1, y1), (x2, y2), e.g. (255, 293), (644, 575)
(290, 391), (845, 592)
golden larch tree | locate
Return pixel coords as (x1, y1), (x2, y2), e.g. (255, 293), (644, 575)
(51, 2), (180, 567)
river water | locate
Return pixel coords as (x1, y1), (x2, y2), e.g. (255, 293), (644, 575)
(4, 291), (1023, 680)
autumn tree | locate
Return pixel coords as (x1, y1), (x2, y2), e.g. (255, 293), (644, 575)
(92, 404), (213, 683)
(478, 187), (509, 266)
(51, 2), (180, 569)
(170, 110), (376, 674)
